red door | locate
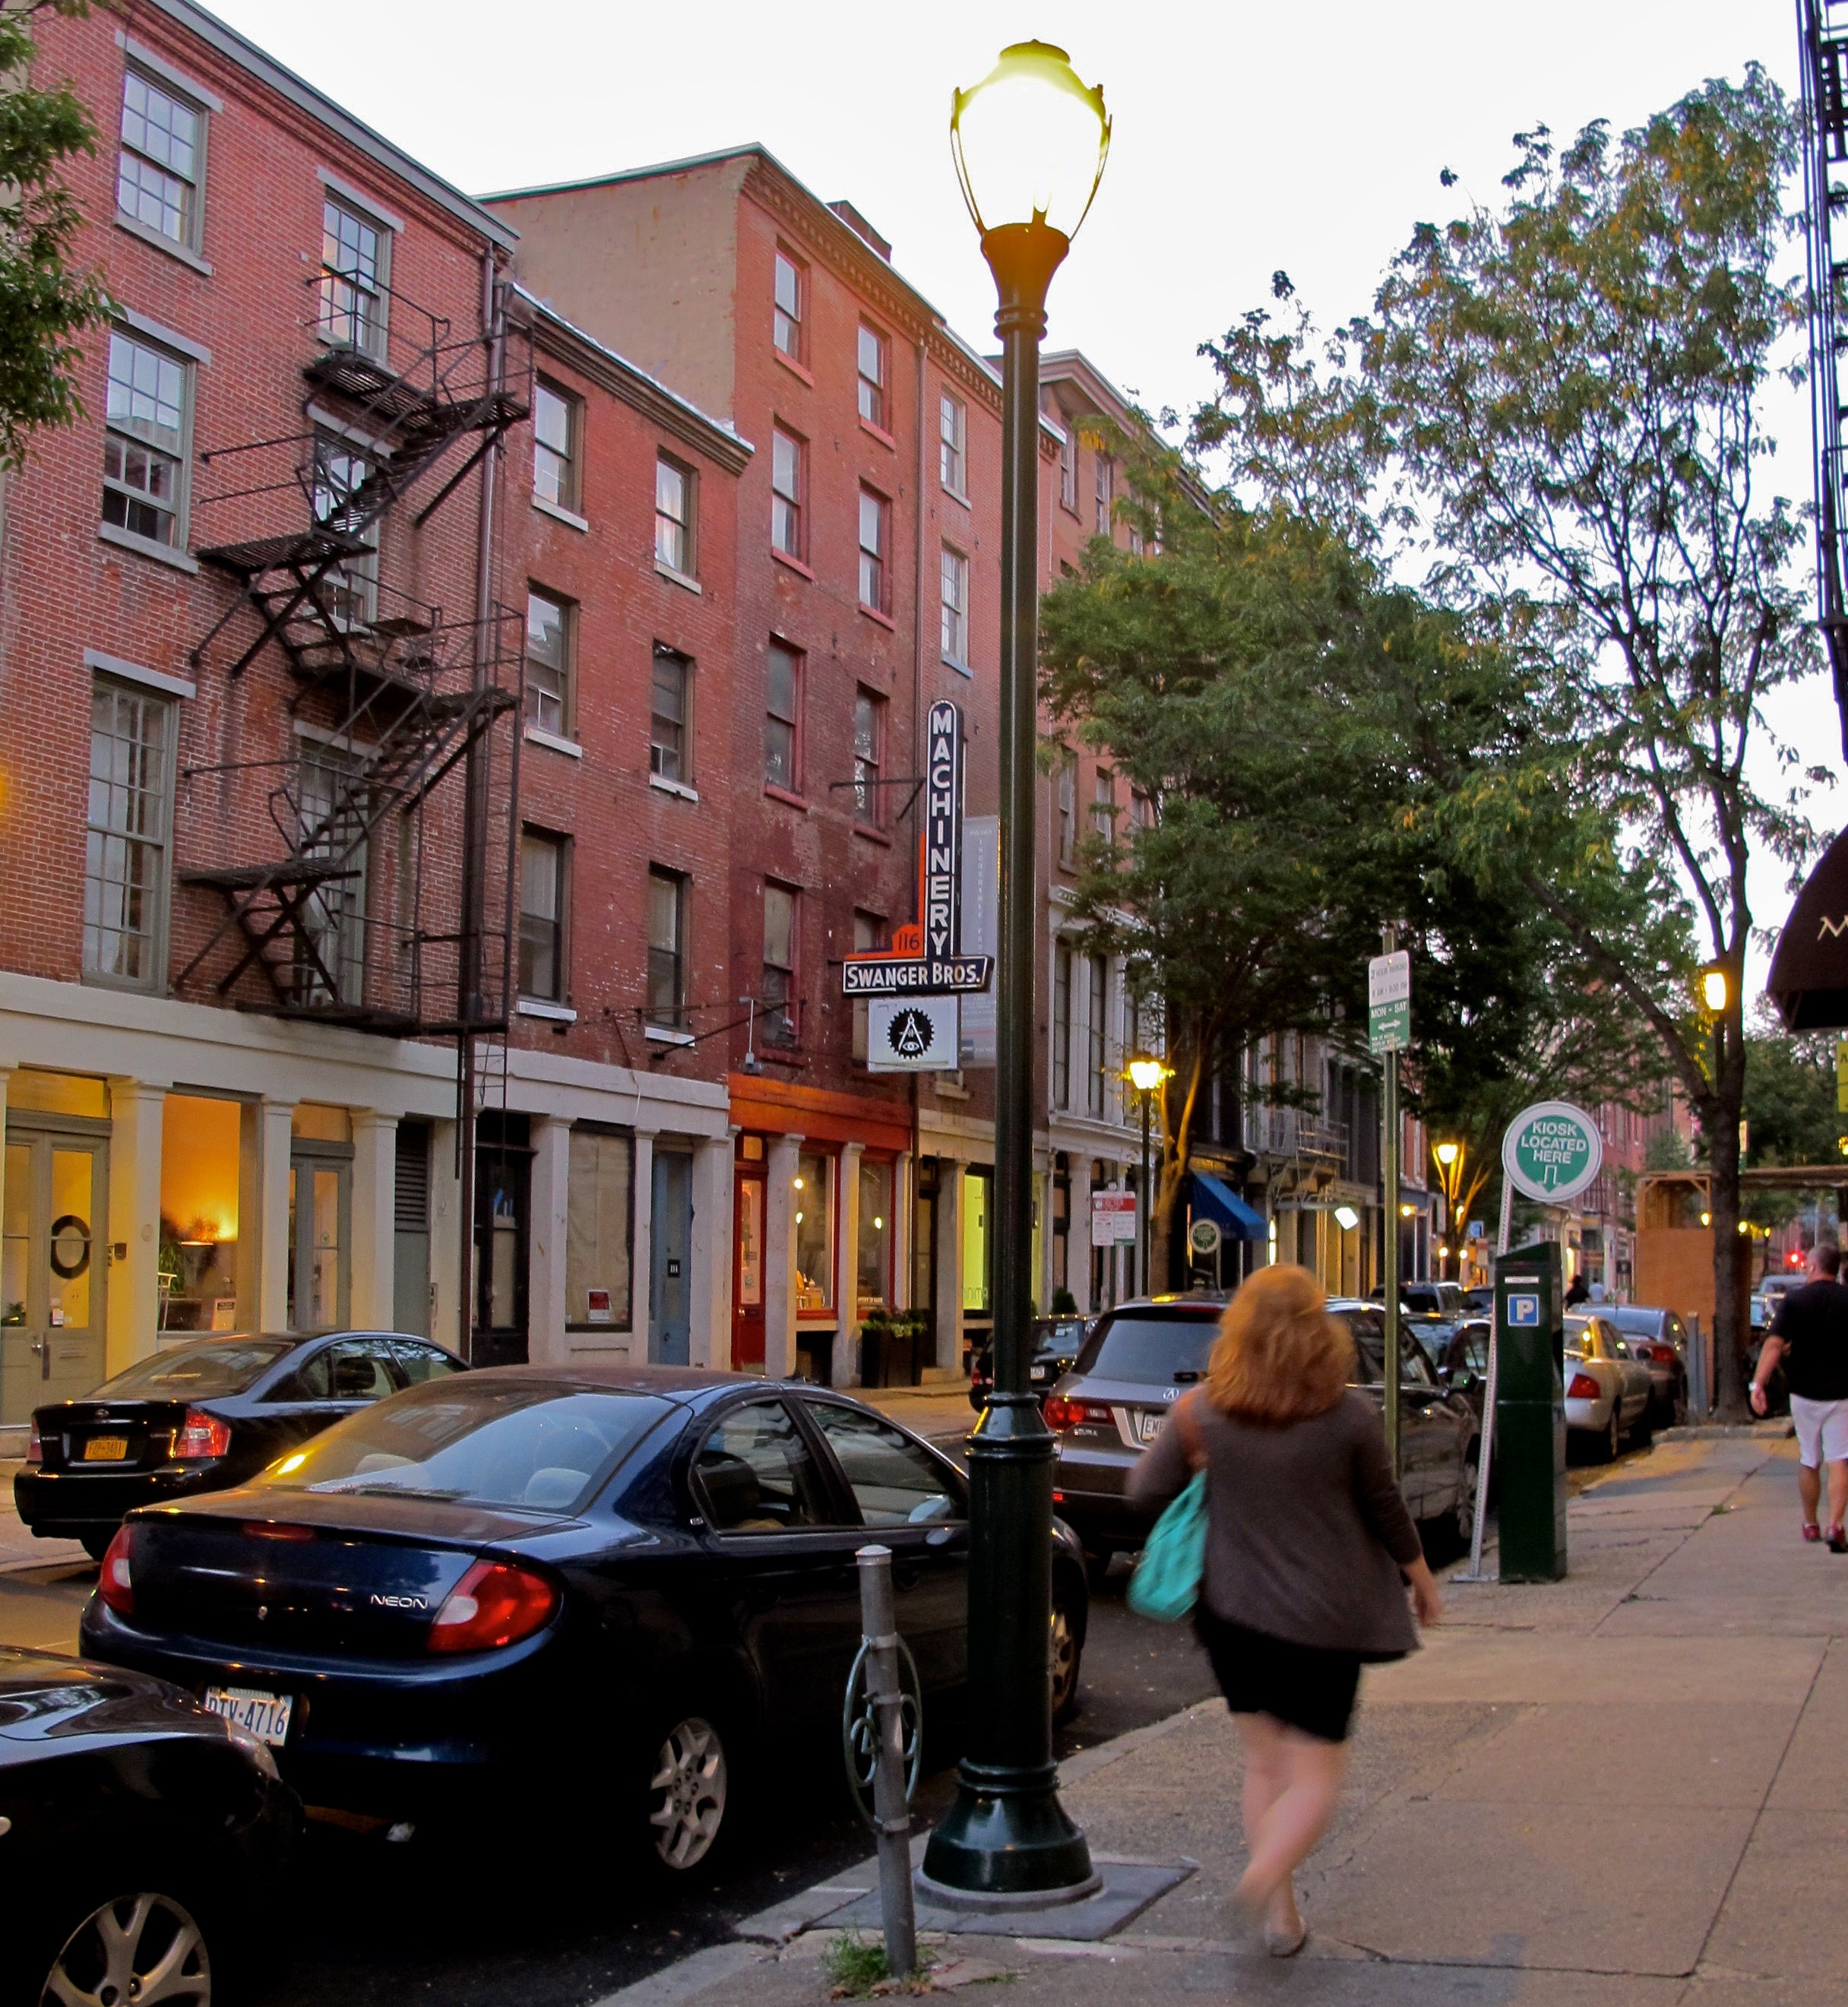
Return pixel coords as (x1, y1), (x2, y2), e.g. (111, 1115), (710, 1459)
(733, 1168), (765, 1368)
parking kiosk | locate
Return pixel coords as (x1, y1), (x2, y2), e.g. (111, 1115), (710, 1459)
(1494, 1241), (1568, 1581)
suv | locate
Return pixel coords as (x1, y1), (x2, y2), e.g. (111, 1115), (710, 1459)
(1371, 1281), (1467, 1319)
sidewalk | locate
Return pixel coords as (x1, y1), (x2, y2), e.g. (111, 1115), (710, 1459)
(606, 1433), (1843, 2005)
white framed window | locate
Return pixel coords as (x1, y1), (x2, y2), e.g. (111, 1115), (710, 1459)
(1086, 955), (1107, 1116)
(84, 676), (174, 989)
(647, 867), (688, 1030)
(533, 379), (581, 512)
(1058, 419), (1077, 511)
(518, 829), (567, 1002)
(525, 587), (572, 737)
(1092, 767), (1115, 844)
(853, 688), (884, 828)
(940, 391), (967, 494)
(857, 322), (888, 430)
(765, 641), (802, 793)
(1094, 451), (1113, 536)
(1056, 752), (1077, 869)
(1052, 940), (1072, 1109)
(310, 432), (378, 625)
(318, 196), (388, 356)
(655, 454), (695, 575)
(774, 249), (805, 361)
(795, 1151), (834, 1309)
(859, 486), (889, 613)
(650, 646), (691, 784)
(102, 329), (189, 551)
(772, 427), (805, 559)
(763, 882), (799, 1046)
(118, 68), (203, 251)
(940, 546), (969, 664)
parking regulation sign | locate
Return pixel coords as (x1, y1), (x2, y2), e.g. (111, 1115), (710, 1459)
(1368, 949), (1410, 1054)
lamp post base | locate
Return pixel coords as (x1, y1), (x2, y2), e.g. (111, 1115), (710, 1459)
(918, 1758), (1097, 1901)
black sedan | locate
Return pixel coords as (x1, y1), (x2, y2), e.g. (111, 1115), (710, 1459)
(17, 1329), (465, 1557)
(0, 1647), (297, 2004)
(81, 1368), (1089, 1876)
(969, 1315), (1090, 1410)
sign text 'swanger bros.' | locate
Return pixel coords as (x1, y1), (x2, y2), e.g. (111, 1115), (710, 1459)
(839, 701), (994, 1000)
(1501, 1100), (1604, 1205)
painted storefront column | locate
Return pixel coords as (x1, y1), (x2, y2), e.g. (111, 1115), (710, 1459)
(427, 1119), (464, 1354)
(256, 1099), (294, 1331)
(834, 1140), (864, 1388)
(690, 1132), (734, 1369)
(526, 1116), (571, 1366)
(1069, 1154), (1094, 1314)
(349, 1110), (398, 1332)
(932, 1154), (964, 1374)
(632, 1130), (657, 1363)
(105, 1079), (164, 1378)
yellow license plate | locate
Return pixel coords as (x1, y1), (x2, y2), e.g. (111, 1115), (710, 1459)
(82, 1436), (128, 1461)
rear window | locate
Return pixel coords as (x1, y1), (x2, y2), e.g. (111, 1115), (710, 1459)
(93, 1339), (293, 1401)
(1338, 1314), (1438, 1388)
(1074, 1312), (1219, 1384)
(258, 1382), (672, 1515)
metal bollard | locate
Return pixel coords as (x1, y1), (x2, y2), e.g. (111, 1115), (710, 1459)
(856, 1544), (916, 1980)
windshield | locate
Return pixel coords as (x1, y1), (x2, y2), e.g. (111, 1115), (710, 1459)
(1603, 1309), (1660, 1335)
(1075, 1313), (1219, 1385)
(93, 1339), (293, 1401)
(259, 1382), (672, 1515)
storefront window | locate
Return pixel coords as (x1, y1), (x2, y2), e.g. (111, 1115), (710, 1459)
(159, 1094), (240, 1332)
(857, 1159), (891, 1316)
(9, 1071), (109, 1119)
(795, 1151), (833, 1312)
(963, 1167), (992, 1314)
(567, 1127), (632, 1328)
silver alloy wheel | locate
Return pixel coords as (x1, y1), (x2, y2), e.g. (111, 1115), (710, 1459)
(1454, 1448), (1479, 1547)
(43, 1890), (210, 2006)
(1605, 1405), (1622, 1461)
(647, 1715), (728, 1870)
(1049, 1599), (1078, 1721)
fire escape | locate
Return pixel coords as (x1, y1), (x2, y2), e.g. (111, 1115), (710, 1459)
(175, 253), (530, 1036)
(1802, 0), (1848, 758)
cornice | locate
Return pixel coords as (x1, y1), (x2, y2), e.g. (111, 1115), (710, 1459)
(742, 160), (934, 343)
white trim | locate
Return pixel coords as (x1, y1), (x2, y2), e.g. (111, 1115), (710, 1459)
(524, 726), (584, 761)
(944, 656), (973, 679)
(645, 1024), (697, 1046)
(654, 561), (702, 595)
(117, 306), (210, 366)
(98, 525), (199, 574)
(292, 717), (378, 755)
(517, 999), (578, 1024)
(648, 774), (699, 803)
(117, 32), (224, 112)
(113, 214), (214, 275)
(532, 495), (589, 534)
(315, 168), (404, 235)
(305, 403), (394, 455)
(84, 648), (196, 701)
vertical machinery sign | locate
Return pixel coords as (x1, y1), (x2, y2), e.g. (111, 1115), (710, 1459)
(922, 701), (961, 963)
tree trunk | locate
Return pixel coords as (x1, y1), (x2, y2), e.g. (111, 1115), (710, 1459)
(1708, 999), (1749, 1421)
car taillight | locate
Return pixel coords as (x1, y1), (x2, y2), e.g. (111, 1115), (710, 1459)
(427, 1559), (559, 1654)
(172, 1408), (231, 1460)
(1568, 1372), (1601, 1401)
(99, 1524), (135, 1615)
(25, 1422), (41, 1467)
(1043, 1396), (1109, 1432)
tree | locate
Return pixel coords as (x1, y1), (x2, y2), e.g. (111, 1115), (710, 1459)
(1195, 69), (1814, 1414)
(0, 2), (106, 472)
(1740, 1005), (1840, 1229)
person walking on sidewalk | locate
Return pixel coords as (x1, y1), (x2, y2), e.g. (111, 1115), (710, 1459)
(1751, 1240), (1848, 1550)
(1126, 1265), (1442, 1958)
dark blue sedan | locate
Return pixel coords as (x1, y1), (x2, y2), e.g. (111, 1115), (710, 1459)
(81, 1367), (1090, 1875)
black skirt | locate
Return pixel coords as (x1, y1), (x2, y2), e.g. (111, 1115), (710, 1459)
(1195, 1610), (1367, 1744)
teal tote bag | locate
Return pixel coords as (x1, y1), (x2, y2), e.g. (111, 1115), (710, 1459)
(1127, 1398), (1207, 1622)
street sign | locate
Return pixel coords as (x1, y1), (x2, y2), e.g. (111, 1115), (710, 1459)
(1501, 1100), (1604, 1205)
(1090, 1190), (1138, 1247)
(843, 956), (992, 996)
(1188, 1217), (1222, 1258)
(867, 996), (958, 1071)
(1369, 949), (1411, 1054)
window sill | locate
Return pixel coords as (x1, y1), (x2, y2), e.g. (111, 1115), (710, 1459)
(524, 725), (584, 759)
(852, 821), (892, 847)
(859, 602), (896, 632)
(645, 1024), (696, 1046)
(764, 783), (808, 812)
(941, 483), (971, 510)
(649, 774), (699, 802)
(533, 495), (590, 533)
(98, 524), (199, 574)
(656, 560), (702, 594)
(798, 1312), (839, 1326)
(771, 547), (815, 581)
(517, 998), (577, 1022)
(943, 655), (973, 679)
(858, 417), (896, 451)
(934, 1078), (970, 1100)
(774, 348), (814, 386)
(113, 212), (213, 274)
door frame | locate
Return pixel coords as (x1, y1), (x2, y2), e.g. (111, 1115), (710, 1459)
(733, 1164), (765, 1369)
(3, 1110), (111, 1420)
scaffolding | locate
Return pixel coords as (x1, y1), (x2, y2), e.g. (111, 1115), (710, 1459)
(1801, 0), (1848, 757)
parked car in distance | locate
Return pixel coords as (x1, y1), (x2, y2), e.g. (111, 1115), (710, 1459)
(81, 1368), (1088, 1877)
(0, 1646), (298, 2005)
(1371, 1281), (1469, 1319)
(1600, 1306), (1690, 1426)
(1563, 1312), (1654, 1460)
(1464, 1286), (1495, 1315)
(969, 1316), (1090, 1411)
(1426, 1317), (1492, 1416)
(17, 1329), (465, 1558)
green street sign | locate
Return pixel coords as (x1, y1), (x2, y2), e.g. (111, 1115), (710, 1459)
(1369, 949), (1410, 1056)
(1501, 1100), (1604, 1205)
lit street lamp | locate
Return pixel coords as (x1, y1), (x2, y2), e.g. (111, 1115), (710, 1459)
(1432, 1140), (1464, 1278)
(922, 40), (1109, 1907)
(1126, 1054), (1171, 1294)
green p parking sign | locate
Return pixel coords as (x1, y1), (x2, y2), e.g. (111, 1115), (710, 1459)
(1501, 1100), (1603, 1205)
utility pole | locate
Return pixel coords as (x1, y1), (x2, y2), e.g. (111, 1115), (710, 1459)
(1378, 923), (1402, 1480)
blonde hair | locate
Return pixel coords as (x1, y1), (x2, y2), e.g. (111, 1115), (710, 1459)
(1205, 1264), (1353, 1425)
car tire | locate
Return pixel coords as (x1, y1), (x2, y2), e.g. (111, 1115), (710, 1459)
(1049, 1588), (1083, 1727)
(1084, 1545), (1115, 1591)
(30, 1882), (217, 2007)
(638, 1705), (736, 1879)
(1600, 1405), (1622, 1462)
(1454, 1445), (1481, 1555)
(1631, 1407), (1653, 1449)
(79, 1528), (115, 1563)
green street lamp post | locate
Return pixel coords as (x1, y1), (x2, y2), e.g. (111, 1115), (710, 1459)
(920, 40), (1109, 1905)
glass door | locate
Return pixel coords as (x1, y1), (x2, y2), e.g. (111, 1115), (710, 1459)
(0, 1135), (109, 1423)
(287, 1152), (350, 1331)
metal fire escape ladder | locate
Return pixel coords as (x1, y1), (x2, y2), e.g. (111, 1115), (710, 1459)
(1802, 0), (1848, 758)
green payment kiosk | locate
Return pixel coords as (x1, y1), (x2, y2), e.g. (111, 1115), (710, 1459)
(1494, 1241), (1568, 1581)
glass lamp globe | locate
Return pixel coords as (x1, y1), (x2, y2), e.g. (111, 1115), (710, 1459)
(1126, 1056), (1166, 1094)
(1435, 1141), (1460, 1167)
(1700, 967), (1729, 1012)
(951, 41), (1110, 242)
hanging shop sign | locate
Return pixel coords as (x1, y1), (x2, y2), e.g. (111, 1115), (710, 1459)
(866, 995), (960, 1072)
(1188, 1217), (1223, 1258)
(1501, 1100), (1604, 1206)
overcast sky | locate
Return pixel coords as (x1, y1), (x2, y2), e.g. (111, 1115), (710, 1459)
(208, 0), (1823, 987)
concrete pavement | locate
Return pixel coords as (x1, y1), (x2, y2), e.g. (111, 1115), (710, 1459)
(606, 1431), (1845, 2005)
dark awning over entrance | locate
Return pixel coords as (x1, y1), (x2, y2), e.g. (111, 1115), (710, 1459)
(1188, 1170), (1267, 1241)
(1770, 826), (1848, 1030)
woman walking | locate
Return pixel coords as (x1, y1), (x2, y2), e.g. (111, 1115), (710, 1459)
(1127, 1264), (1441, 1955)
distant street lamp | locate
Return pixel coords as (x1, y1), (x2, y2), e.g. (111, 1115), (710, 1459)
(1126, 1054), (1172, 1293)
(1432, 1140), (1465, 1278)
(1700, 964), (1731, 1014)
(922, 41), (1110, 1908)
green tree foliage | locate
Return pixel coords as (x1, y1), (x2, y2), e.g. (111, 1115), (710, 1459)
(0, 2), (106, 472)
(1193, 68), (1811, 1412)
(1740, 1008), (1840, 1227)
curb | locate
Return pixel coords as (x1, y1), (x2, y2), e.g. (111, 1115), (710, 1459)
(1657, 1421), (1792, 1442)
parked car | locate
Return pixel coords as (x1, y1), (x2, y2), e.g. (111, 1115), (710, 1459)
(0, 1646), (298, 2004)
(1044, 1296), (1479, 1576)
(81, 1368), (1088, 1876)
(1371, 1281), (1468, 1319)
(1562, 1312), (1654, 1460)
(17, 1329), (466, 1559)
(1600, 1306), (1690, 1426)
(1426, 1316), (1493, 1417)
(1464, 1286), (1496, 1315)
(969, 1315), (1090, 1411)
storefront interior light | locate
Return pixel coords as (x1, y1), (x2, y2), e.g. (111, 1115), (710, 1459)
(873, 1215), (884, 1230)
(1334, 1205), (1360, 1231)
(1400, 1203), (1415, 1218)
(793, 1176), (804, 1190)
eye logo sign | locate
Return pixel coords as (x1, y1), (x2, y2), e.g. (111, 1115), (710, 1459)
(888, 1008), (933, 1059)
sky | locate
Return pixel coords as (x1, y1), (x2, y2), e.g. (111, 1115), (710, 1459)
(207, 0), (1824, 989)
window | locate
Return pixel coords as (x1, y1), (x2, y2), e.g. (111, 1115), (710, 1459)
(102, 330), (188, 549)
(1128, 523), (1144, 559)
(696, 1399), (833, 1532)
(795, 1151), (833, 1310)
(84, 677), (173, 988)
(655, 454), (694, 574)
(859, 486), (888, 613)
(762, 882), (798, 1046)
(940, 391), (967, 494)
(532, 380), (580, 512)
(773, 249), (805, 361)
(310, 432), (377, 625)
(1094, 451), (1113, 536)
(567, 1127), (633, 1329)
(518, 829), (566, 1002)
(764, 641), (802, 792)
(1087, 956), (1107, 1115)
(856, 1160), (893, 1314)
(857, 322), (888, 430)
(118, 68), (201, 249)
(318, 197), (387, 356)
(771, 426), (804, 559)
(650, 646), (691, 783)
(853, 688), (884, 827)
(1130, 787), (1155, 836)
(851, 910), (882, 1062)
(940, 546), (969, 664)
(1052, 940), (1072, 1109)
(808, 1401), (961, 1525)
(647, 868), (687, 1030)
(525, 587), (571, 736)
(1093, 767), (1115, 844)
(1058, 419), (1077, 511)
(1057, 752), (1077, 869)
(295, 747), (364, 1005)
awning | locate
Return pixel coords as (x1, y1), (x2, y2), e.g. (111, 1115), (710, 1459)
(1769, 825), (1848, 1030)
(1188, 1170), (1267, 1241)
